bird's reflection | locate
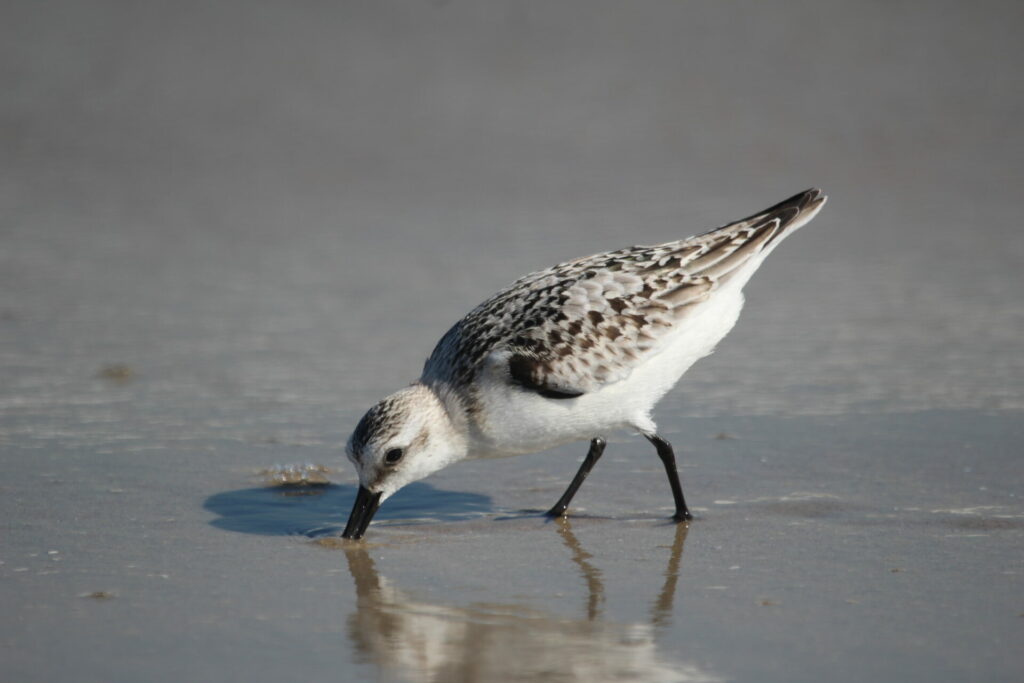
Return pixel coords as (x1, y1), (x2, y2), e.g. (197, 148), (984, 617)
(552, 517), (606, 621)
(341, 521), (719, 682)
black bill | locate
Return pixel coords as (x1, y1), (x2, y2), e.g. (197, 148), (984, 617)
(341, 485), (383, 540)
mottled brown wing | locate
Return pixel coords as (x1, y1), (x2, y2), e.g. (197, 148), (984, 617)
(424, 189), (825, 398)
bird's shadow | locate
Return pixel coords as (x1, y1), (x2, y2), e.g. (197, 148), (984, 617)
(203, 482), (493, 537)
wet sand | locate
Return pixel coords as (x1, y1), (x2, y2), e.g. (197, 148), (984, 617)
(2, 2), (1023, 681)
(3, 413), (1021, 682)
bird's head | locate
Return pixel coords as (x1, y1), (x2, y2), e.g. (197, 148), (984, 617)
(342, 384), (466, 539)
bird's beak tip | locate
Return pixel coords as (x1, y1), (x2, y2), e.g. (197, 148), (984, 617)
(341, 485), (383, 540)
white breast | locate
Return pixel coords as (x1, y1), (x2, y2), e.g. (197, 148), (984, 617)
(468, 285), (747, 457)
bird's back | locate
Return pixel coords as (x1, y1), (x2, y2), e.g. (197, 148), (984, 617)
(423, 188), (826, 410)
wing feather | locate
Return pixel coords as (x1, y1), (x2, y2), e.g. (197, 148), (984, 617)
(422, 189), (826, 399)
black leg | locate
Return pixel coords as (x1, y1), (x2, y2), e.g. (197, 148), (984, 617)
(546, 438), (606, 517)
(645, 434), (693, 522)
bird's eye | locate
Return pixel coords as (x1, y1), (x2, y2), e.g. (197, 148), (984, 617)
(384, 448), (404, 465)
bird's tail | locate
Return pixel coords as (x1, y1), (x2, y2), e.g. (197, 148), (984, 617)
(711, 188), (827, 243)
(679, 188), (827, 287)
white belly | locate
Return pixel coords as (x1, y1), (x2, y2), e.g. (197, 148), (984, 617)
(469, 287), (746, 457)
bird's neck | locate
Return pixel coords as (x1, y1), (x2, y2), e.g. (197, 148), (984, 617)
(415, 380), (472, 460)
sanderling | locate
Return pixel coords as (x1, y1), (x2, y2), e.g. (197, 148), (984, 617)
(342, 189), (827, 539)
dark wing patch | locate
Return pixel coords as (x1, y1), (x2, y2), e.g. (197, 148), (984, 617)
(507, 354), (585, 399)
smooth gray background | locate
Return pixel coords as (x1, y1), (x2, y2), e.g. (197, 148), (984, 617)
(2, 2), (1022, 682)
